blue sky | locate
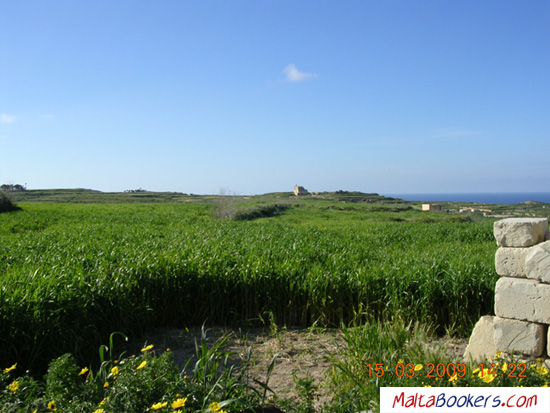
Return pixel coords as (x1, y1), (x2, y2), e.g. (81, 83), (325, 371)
(1, 1), (549, 195)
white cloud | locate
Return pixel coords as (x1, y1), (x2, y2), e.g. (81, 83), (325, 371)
(282, 64), (317, 82)
(1, 113), (16, 123)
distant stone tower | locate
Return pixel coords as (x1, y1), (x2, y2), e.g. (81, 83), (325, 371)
(294, 185), (309, 196)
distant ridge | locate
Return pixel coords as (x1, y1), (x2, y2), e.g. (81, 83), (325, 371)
(7, 188), (405, 204)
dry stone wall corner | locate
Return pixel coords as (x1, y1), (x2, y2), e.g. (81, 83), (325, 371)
(464, 217), (550, 362)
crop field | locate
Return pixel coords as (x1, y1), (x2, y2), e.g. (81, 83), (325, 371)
(0, 192), (506, 377)
(3, 191), (550, 410)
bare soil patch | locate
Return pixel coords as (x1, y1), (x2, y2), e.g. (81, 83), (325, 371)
(134, 327), (468, 409)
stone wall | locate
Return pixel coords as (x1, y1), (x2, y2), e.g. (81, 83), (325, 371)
(464, 218), (550, 363)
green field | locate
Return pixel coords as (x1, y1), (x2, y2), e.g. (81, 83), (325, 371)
(1, 190), (549, 410)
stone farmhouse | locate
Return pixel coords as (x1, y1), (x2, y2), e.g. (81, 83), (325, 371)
(294, 185), (309, 196)
(421, 204), (441, 212)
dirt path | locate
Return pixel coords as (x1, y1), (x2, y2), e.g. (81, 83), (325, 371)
(135, 327), (468, 409)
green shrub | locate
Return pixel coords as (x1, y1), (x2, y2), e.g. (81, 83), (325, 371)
(0, 192), (20, 213)
(233, 204), (290, 221)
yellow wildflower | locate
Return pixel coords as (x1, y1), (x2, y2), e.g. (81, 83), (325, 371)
(137, 361), (147, 370)
(478, 370), (495, 383)
(414, 364), (423, 371)
(397, 359), (404, 365)
(93, 410), (105, 413)
(103, 381), (109, 388)
(448, 374), (458, 384)
(111, 366), (119, 376)
(8, 380), (19, 392)
(48, 401), (57, 411)
(536, 358), (543, 366)
(99, 397), (108, 406)
(171, 398), (188, 409)
(151, 401), (168, 410)
(141, 344), (154, 352)
(501, 362), (508, 373)
(483, 374), (495, 383)
(209, 402), (221, 412)
(494, 351), (502, 360)
(78, 367), (89, 376)
(3, 363), (17, 373)
(536, 366), (549, 376)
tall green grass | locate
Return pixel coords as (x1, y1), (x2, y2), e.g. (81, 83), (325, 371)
(0, 202), (497, 373)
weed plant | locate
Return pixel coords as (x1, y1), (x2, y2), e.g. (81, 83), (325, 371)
(0, 329), (274, 412)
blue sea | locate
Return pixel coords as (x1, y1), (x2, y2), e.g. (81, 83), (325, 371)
(384, 193), (550, 204)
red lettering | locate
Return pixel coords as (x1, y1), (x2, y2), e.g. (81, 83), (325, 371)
(426, 395), (435, 408)
(418, 394), (425, 407)
(405, 394), (416, 408)
(392, 392), (405, 408)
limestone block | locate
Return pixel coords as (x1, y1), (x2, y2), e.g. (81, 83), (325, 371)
(525, 240), (550, 283)
(494, 218), (549, 247)
(464, 316), (497, 362)
(493, 316), (545, 357)
(495, 247), (528, 277)
(548, 328), (550, 358)
(494, 277), (550, 324)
